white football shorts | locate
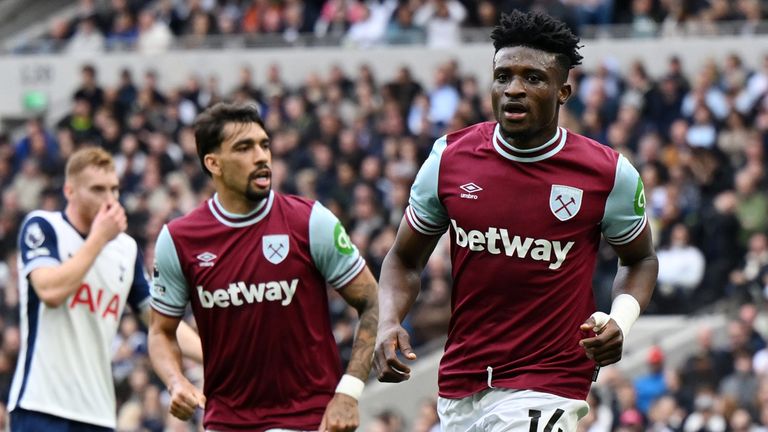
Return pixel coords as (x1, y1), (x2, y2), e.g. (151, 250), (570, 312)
(438, 388), (590, 432)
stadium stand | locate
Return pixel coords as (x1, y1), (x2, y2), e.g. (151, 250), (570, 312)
(0, 0), (767, 431)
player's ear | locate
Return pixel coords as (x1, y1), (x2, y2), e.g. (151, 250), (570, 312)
(558, 82), (572, 106)
(63, 179), (74, 200)
(204, 153), (221, 177)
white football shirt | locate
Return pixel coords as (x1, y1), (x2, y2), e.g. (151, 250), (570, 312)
(8, 210), (150, 428)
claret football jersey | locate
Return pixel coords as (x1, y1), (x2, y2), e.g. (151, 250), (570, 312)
(406, 122), (647, 401)
(151, 190), (365, 431)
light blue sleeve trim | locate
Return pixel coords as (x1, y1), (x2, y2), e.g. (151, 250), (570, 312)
(602, 155), (648, 245)
(407, 136), (449, 235)
(150, 225), (188, 316)
(21, 257), (61, 279)
(309, 202), (366, 289)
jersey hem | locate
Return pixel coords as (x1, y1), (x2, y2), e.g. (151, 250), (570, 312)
(14, 402), (116, 429)
(438, 380), (589, 402)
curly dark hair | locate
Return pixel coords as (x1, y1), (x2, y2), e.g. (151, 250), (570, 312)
(490, 10), (583, 73)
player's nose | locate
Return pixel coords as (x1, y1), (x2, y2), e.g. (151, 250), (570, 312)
(504, 76), (526, 97)
(253, 145), (269, 165)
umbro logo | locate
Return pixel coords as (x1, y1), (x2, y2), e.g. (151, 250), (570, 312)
(460, 182), (483, 200)
(196, 252), (217, 267)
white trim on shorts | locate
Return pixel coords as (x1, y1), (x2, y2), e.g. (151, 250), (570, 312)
(437, 388), (590, 432)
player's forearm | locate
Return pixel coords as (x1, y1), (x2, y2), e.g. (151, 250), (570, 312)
(148, 324), (191, 392)
(29, 234), (108, 307)
(345, 292), (378, 381)
(613, 254), (659, 312)
(378, 250), (422, 327)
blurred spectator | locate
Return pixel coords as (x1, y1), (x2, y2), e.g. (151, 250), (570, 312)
(41, 17), (73, 53)
(66, 15), (105, 55)
(653, 223), (705, 313)
(630, 0), (659, 38)
(696, 191), (742, 306)
(634, 346), (670, 415)
(414, 0), (467, 48)
(74, 64), (105, 112)
(427, 64), (460, 133)
(412, 398), (440, 432)
(719, 349), (759, 413)
(679, 326), (733, 409)
(734, 169), (768, 246)
(647, 395), (685, 432)
(344, 0), (395, 48)
(106, 11), (138, 50)
(682, 390), (726, 432)
(137, 9), (173, 54)
(385, 4), (426, 45)
(12, 118), (59, 176)
(728, 407), (761, 432)
(729, 233), (768, 301)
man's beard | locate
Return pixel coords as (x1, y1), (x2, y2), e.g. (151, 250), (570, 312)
(244, 183), (270, 202)
(242, 165), (271, 203)
(500, 126), (535, 142)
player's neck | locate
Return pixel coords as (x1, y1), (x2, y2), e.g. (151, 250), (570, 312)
(214, 190), (264, 215)
(500, 125), (559, 150)
(64, 205), (91, 236)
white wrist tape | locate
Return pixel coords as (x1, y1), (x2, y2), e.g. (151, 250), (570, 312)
(335, 374), (365, 400)
(609, 294), (641, 337)
(590, 294), (640, 337)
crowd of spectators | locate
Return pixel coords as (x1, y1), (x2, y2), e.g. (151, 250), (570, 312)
(0, 33), (767, 430)
(11, 0), (768, 54)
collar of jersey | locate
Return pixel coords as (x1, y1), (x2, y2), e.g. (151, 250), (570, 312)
(208, 190), (274, 227)
(493, 124), (566, 163)
(60, 211), (88, 239)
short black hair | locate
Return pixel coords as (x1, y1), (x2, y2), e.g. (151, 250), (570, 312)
(193, 102), (265, 176)
(490, 10), (583, 73)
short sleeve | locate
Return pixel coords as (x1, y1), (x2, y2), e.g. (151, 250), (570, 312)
(127, 246), (151, 312)
(601, 155), (648, 245)
(18, 215), (61, 278)
(309, 202), (366, 289)
(405, 136), (449, 236)
(150, 225), (189, 317)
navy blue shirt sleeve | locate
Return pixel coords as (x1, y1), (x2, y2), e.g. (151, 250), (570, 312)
(127, 246), (151, 312)
(18, 215), (61, 278)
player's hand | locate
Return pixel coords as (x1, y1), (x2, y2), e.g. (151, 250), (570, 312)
(168, 379), (205, 421)
(318, 393), (358, 432)
(579, 314), (624, 366)
(90, 202), (127, 244)
(373, 324), (417, 382)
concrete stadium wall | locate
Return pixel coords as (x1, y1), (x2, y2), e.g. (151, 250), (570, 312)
(0, 35), (767, 124)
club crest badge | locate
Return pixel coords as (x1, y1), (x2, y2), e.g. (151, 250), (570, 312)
(550, 185), (583, 221)
(263, 234), (289, 265)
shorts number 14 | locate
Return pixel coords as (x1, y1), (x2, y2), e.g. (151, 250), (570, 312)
(528, 409), (565, 432)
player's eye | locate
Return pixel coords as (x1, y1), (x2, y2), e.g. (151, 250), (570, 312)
(527, 74), (543, 83)
(496, 74), (508, 83)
